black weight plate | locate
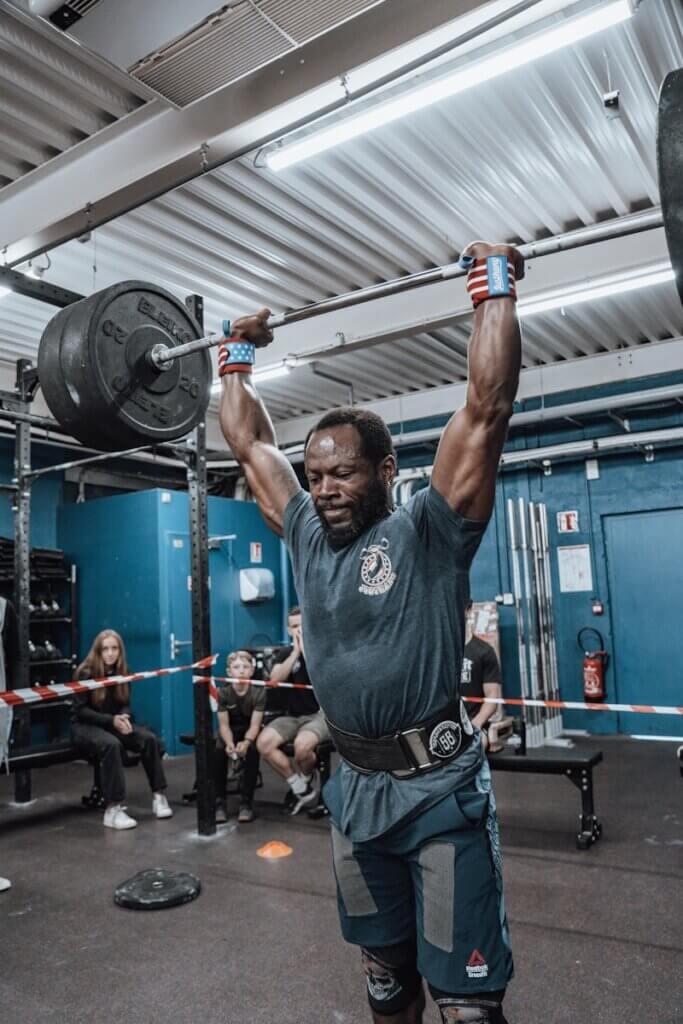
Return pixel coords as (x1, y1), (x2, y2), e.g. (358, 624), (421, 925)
(38, 302), (116, 451)
(86, 281), (210, 450)
(657, 68), (683, 308)
(39, 281), (211, 452)
(114, 867), (201, 911)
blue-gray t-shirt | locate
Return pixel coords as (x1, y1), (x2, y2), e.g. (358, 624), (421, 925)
(284, 484), (488, 842)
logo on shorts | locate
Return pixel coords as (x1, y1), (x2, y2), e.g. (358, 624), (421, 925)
(358, 538), (396, 596)
(466, 949), (489, 979)
(428, 721), (462, 759)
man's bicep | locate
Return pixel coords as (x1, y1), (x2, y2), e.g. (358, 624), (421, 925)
(431, 406), (506, 520)
(240, 442), (301, 536)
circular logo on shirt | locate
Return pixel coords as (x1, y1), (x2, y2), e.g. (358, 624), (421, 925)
(428, 721), (462, 759)
(358, 538), (397, 596)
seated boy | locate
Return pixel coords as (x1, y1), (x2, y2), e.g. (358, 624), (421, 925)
(214, 650), (265, 823)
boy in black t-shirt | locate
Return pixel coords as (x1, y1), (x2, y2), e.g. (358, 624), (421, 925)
(257, 607), (330, 815)
(215, 650), (265, 823)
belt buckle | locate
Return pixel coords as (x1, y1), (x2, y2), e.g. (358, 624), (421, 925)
(397, 728), (433, 774)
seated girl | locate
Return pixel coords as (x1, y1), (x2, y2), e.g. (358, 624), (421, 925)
(71, 629), (172, 830)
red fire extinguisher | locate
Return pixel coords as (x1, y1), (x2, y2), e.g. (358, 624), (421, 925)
(578, 628), (609, 701)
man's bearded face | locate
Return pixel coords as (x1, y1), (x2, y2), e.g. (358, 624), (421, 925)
(305, 425), (394, 548)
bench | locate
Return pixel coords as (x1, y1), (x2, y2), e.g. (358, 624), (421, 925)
(2, 699), (143, 810)
(489, 746), (603, 849)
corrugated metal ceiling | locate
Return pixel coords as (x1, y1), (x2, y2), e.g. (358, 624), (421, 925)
(131, 0), (384, 106)
(0, 1), (154, 190)
(1, 0), (682, 425)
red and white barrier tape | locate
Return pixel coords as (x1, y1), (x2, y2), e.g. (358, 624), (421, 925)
(0, 655), (217, 708)
(464, 695), (683, 716)
(193, 675), (683, 717)
(5, 662), (677, 717)
(193, 674), (314, 712)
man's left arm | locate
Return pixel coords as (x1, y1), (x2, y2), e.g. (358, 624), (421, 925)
(431, 243), (524, 521)
(472, 682), (502, 732)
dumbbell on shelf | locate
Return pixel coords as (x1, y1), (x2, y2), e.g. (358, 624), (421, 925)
(42, 640), (63, 661)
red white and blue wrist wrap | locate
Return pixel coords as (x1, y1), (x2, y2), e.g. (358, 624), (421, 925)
(459, 254), (517, 308)
(218, 319), (255, 376)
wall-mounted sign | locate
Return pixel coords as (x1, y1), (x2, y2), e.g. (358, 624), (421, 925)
(557, 510), (579, 533)
(557, 545), (593, 592)
(250, 542), (263, 564)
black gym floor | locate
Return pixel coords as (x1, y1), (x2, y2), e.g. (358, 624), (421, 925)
(1, 736), (681, 1024)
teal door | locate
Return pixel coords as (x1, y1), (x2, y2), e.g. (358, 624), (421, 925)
(604, 509), (683, 737)
(163, 531), (194, 753)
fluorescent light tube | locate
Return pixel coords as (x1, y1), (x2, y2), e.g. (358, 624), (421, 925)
(253, 363), (292, 383)
(268, 0), (632, 170)
(518, 263), (675, 316)
(0, 287), (10, 301)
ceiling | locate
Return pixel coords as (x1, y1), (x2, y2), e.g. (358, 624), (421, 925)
(0, 0), (681, 435)
(0, 1), (156, 190)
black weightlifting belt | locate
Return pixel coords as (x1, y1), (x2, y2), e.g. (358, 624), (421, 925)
(325, 700), (474, 778)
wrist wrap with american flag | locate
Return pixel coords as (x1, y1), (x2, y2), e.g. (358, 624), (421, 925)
(459, 254), (517, 308)
(218, 318), (255, 376)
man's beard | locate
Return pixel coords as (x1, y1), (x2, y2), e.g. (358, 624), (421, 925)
(314, 476), (392, 549)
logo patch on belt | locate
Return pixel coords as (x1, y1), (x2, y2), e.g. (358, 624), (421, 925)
(428, 720), (462, 759)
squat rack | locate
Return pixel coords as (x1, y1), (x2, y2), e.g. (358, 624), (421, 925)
(1, 278), (217, 835)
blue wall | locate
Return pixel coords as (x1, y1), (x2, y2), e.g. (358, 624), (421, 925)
(467, 449), (683, 734)
(394, 370), (683, 736)
(59, 490), (284, 753)
(0, 438), (65, 548)
(2, 366), (680, 744)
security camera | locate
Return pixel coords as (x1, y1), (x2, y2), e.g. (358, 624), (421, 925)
(602, 90), (620, 119)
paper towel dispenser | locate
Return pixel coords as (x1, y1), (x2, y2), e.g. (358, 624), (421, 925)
(239, 568), (275, 603)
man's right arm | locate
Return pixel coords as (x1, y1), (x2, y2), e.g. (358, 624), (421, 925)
(270, 647), (298, 683)
(218, 309), (301, 537)
(217, 710), (235, 751)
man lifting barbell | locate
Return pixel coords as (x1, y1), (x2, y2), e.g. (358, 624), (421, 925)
(218, 241), (524, 1024)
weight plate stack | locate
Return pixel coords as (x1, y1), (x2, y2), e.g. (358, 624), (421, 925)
(38, 281), (212, 451)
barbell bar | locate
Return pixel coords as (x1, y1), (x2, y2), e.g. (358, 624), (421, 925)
(33, 67), (681, 454)
(140, 202), (668, 374)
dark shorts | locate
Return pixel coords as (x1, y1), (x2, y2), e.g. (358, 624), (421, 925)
(330, 767), (513, 994)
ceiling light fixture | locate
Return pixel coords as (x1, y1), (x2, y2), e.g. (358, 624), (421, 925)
(267, 0), (633, 171)
(253, 363), (292, 383)
(518, 263), (675, 316)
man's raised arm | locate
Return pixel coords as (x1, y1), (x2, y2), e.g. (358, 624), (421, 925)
(431, 241), (525, 522)
(218, 309), (300, 536)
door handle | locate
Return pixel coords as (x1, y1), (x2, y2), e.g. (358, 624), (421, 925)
(169, 632), (192, 662)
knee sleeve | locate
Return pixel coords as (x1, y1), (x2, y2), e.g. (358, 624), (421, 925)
(361, 943), (421, 1017)
(429, 987), (507, 1023)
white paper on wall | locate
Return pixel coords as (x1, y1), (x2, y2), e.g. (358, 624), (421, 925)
(557, 544), (593, 592)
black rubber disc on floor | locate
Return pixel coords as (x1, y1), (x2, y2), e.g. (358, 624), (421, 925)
(114, 867), (201, 910)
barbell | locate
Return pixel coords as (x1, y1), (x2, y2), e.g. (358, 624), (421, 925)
(35, 68), (683, 453)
